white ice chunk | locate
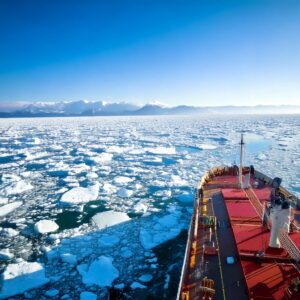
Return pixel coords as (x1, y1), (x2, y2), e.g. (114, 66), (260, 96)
(146, 147), (176, 155)
(81, 256), (119, 287)
(117, 188), (133, 198)
(0, 249), (14, 260)
(0, 198), (8, 205)
(130, 282), (147, 289)
(1, 227), (18, 237)
(102, 183), (117, 194)
(45, 289), (59, 297)
(0, 262), (49, 299)
(92, 153), (113, 164)
(92, 210), (130, 229)
(199, 143), (217, 150)
(32, 137), (41, 145)
(120, 248), (133, 258)
(0, 201), (22, 217)
(77, 264), (88, 276)
(140, 211), (183, 249)
(1, 174), (20, 182)
(106, 146), (130, 154)
(86, 172), (98, 179)
(1, 180), (33, 196)
(80, 291), (97, 300)
(133, 202), (148, 214)
(169, 175), (189, 187)
(60, 183), (100, 205)
(61, 253), (77, 265)
(113, 176), (133, 184)
(34, 220), (59, 234)
(138, 274), (153, 283)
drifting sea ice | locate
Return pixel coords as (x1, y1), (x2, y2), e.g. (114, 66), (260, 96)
(139, 274), (153, 282)
(3, 180), (33, 195)
(0, 201), (22, 217)
(139, 209), (184, 249)
(0, 262), (49, 299)
(60, 182), (100, 205)
(92, 210), (130, 229)
(0, 115), (299, 299)
(34, 219), (59, 234)
(80, 291), (97, 300)
(81, 256), (119, 287)
(117, 187), (133, 198)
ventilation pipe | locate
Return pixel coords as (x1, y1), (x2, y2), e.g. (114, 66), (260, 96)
(239, 134), (245, 189)
(243, 173), (250, 189)
(269, 202), (291, 248)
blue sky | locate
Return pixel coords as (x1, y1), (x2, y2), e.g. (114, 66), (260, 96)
(0, 0), (299, 106)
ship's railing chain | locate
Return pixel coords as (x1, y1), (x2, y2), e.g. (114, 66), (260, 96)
(245, 188), (263, 218)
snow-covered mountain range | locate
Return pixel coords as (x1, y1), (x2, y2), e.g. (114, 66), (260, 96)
(0, 100), (299, 117)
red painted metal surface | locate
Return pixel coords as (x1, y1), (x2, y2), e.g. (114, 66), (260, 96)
(222, 188), (248, 200)
(218, 175), (300, 299)
(243, 262), (299, 299)
(177, 168), (300, 300)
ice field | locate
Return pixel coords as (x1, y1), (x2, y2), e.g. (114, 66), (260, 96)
(0, 115), (299, 299)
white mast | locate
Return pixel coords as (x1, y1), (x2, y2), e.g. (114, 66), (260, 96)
(239, 134), (245, 188)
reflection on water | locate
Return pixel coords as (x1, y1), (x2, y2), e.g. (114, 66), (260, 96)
(244, 133), (272, 153)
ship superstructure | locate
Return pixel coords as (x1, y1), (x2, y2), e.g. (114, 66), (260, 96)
(177, 136), (300, 300)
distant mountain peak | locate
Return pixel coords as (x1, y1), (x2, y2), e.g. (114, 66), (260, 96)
(0, 100), (299, 117)
(146, 100), (170, 108)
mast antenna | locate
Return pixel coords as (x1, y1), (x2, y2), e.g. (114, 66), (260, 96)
(239, 134), (245, 188)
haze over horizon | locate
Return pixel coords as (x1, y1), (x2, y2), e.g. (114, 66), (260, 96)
(0, 0), (299, 106)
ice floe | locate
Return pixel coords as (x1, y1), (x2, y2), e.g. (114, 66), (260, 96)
(198, 143), (218, 150)
(117, 187), (133, 198)
(0, 248), (14, 260)
(34, 220), (59, 234)
(80, 291), (97, 300)
(133, 202), (148, 214)
(101, 182), (117, 194)
(0, 198), (8, 205)
(140, 209), (184, 249)
(60, 182), (100, 205)
(91, 152), (113, 164)
(146, 146), (176, 155)
(60, 253), (77, 264)
(139, 274), (153, 282)
(0, 201), (22, 217)
(45, 289), (59, 297)
(92, 210), (130, 229)
(0, 262), (49, 299)
(1, 180), (33, 196)
(81, 256), (119, 287)
(0, 227), (19, 237)
(130, 282), (147, 289)
(113, 176), (133, 185)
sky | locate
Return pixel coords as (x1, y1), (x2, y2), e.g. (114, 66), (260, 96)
(0, 0), (299, 107)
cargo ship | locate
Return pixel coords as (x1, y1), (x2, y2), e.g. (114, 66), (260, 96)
(177, 135), (300, 300)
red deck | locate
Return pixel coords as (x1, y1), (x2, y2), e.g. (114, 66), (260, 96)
(178, 169), (300, 300)
(217, 175), (300, 299)
(243, 262), (299, 299)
